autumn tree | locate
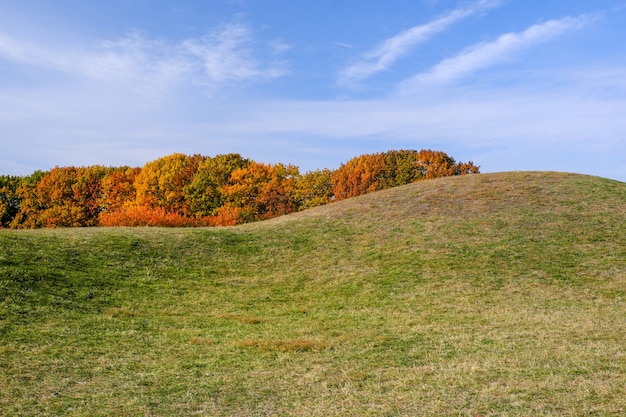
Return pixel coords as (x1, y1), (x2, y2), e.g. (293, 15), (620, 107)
(0, 175), (22, 227)
(218, 162), (300, 224)
(294, 168), (334, 209)
(100, 154), (206, 227)
(380, 150), (422, 187)
(331, 149), (479, 201)
(11, 166), (111, 228)
(100, 167), (142, 213)
(133, 153), (204, 215)
(331, 153), (386, 201)
(415, 149), (479, 179)
(8, 171), (46, 228)
(3, 149), (479, 228)
(72, 166), (114, 223)
(97, 166), (142, 226)
(185, 153), (250, 216)
(258, 163), (300, 219)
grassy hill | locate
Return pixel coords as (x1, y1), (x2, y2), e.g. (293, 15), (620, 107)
(1, 171), (624, 416)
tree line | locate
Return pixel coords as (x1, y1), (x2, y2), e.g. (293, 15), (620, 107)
(0, 149), (479, 228)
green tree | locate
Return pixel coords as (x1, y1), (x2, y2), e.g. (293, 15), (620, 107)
(0, 175), (23, 227)
(380, 150), (421, 187)
(185, 153), (250, 216)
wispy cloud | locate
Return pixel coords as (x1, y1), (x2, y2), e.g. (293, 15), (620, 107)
(614, 3), (626, 12)
(0, 23), (287, 95)
(181, 24), (287, 85)
(400, 14), (597, 91)
(0, 33), (71, 70)
(338, 0), (500, 84)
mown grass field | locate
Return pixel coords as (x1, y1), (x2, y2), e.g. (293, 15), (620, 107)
(1, 171), (625, 416)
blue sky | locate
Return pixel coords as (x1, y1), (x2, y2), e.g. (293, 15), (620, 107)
(1, 0), (625, 181)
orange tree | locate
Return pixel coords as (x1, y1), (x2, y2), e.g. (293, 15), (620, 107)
(217, 162), (300, 224)
(97, 166), (142, 226)
(100, 154), (205, 227)
(330, 152), (387, 201)
(99, 167), (142, 213)
(10, 166), (112, 228)
(332, 149), (479, 201)
(415, 149), (479, 179)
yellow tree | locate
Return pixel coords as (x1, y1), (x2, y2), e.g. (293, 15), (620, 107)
(8, 171), (46, 228)
(219, 162), (300, 223)
(133, 153), (204, 215)
(294, 168), (334, 209)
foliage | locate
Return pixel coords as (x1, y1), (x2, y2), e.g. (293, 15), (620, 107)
(10, 167), (111, 228)
(220, 162), (301, 223)
(415, 149), (480, 179)
(1, 149), (479, 228)
(331, 152), (386, 200)
(7, 171), (47, 228)
(294, 168), (334, 209)
(185, 153), (250, 216)
(133, 153), (204, 215)
(102, 154), (206, 227)
(99, 205), (211, 227)
(0, 175), (22, 228)
(331, 149), (480, 201)
(208, 203), (243, 226)
(100, 166), (142, 213)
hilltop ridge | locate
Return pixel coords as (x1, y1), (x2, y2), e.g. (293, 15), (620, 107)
(1, 171), (625, 416)
(246, 170), (625, 229)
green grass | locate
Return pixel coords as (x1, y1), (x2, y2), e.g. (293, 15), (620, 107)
(1, 171), (625, 416)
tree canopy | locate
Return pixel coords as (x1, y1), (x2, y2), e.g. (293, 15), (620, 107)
(1, 149), (479, 228)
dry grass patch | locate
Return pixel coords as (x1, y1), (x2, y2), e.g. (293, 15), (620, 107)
(188, 337), (216, 346)
(218, 313), (265, 324)
(102, 307), (141, 318)
(236, 338), (330, 352)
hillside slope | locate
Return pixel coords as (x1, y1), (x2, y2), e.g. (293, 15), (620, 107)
(1, 171), (625, 416)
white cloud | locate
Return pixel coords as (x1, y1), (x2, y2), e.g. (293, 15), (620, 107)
(268, 38), (294, 55)
(400, 14), (596, 91)
(200, 88), (626, 146)
(0, 23), (287, 95)
(0, 33), (70, 70)
(338, 0), (500, 84)
(614, 3), (626, 12)
(181, 23), (287, 85)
